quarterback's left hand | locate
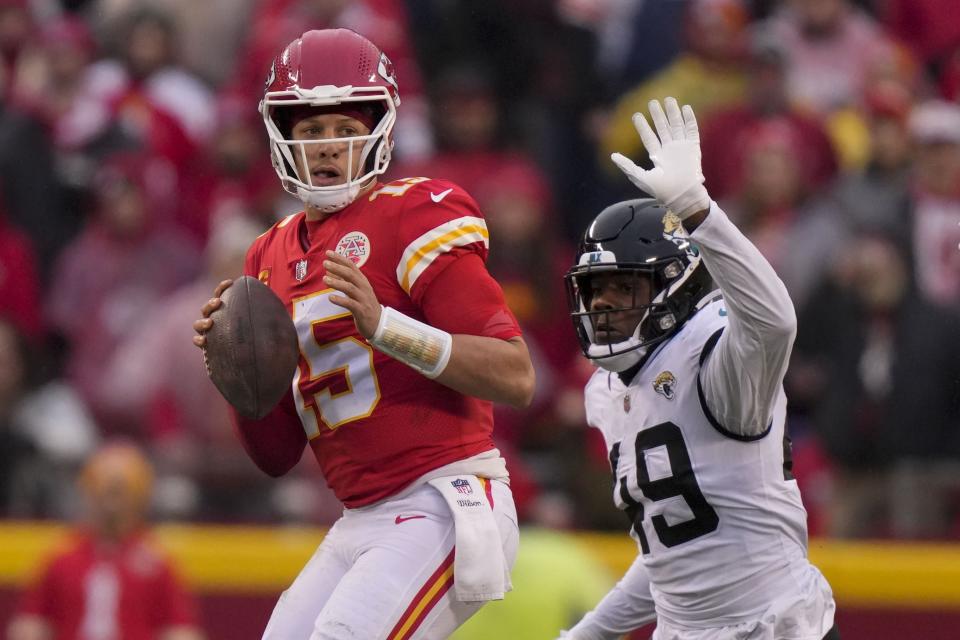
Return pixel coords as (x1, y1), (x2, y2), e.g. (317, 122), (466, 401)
(611, 97), (710, 220)
(324, 250), (382, 338)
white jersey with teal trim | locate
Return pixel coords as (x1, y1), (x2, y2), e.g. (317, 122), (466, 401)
(587, 298), (814, 626)
(582, 203), (835, 638)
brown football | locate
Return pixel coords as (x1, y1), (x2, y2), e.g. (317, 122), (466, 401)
(205, 276), (299, 419)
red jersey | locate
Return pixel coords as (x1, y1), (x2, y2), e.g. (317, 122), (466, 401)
(16, 529), (199, 640)
(245, 177), (521, 507)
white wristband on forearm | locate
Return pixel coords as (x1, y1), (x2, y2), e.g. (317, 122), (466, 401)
(369, 306), (453, 379)
(665, 182), (710, 220)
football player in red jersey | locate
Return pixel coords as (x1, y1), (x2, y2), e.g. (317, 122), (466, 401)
(192, 29), (534, 639)
(8, 443), (204, 640)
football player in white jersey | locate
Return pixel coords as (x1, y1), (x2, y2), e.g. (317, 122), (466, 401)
(558, 98), (838, 640)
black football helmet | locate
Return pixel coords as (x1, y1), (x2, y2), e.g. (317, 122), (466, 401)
(565, 198), (716, 372)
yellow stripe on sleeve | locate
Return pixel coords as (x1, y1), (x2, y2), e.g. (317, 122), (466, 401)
(396, 216), (489, 293)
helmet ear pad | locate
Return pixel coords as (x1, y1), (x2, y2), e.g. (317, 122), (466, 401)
(638, 259), (714, 343)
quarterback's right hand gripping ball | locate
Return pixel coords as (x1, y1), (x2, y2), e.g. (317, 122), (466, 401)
(204, 276), (300, 419)
(611, 97), (710, 220)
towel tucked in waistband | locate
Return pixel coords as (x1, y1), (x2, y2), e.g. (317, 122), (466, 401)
(427, 475), (511, 602)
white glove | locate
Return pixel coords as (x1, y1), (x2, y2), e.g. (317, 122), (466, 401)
(611, 97), (710, 220)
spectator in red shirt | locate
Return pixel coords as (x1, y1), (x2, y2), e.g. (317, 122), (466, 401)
(46, 152), (201, 422)
(762, 0), (898, 115)
(92, 7), (215, 148)
(0, 196), (42, 343)
(178, 92), (280, 244)
(390, 62), (554, 227)
(700, 32), (837, 203)
(7, 442), (204, 640)
(907, 100), (960, 308)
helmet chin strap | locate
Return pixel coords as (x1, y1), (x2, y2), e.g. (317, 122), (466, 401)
(588, 336), (647, 372)
(297, 182), (361, 213)
(581, 298), (651, 372)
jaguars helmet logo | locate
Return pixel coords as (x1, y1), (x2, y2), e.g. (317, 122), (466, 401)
(653, 371), (677, 400)
(662, 210), (700, 258)
(662, 210), (683, 236)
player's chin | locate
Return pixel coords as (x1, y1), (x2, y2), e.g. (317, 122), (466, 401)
(593, 330), (625, 344)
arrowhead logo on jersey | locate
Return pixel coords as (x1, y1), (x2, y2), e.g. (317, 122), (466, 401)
(451, 478), (473, 494)
(335, 231), (371, 268)
(653, 371), (677, 400)
(295, 259), (308, 282)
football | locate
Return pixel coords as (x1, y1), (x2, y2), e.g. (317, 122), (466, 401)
(205, 276), (300, 419)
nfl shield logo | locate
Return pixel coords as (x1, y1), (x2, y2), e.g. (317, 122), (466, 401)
(295, 259), (307, 282)
(451, 479), (472, 494)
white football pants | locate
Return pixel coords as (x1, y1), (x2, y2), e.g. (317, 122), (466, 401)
(262, 479), (518, 640)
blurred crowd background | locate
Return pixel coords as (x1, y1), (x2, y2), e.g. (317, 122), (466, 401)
(0, 0), (959, 548)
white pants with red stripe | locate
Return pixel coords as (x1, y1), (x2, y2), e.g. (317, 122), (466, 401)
(261, 479), (518, 640)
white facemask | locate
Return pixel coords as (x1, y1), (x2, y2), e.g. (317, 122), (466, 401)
(261, 86), (396, 213)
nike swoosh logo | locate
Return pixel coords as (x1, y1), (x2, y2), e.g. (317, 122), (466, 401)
(430, 188), (453, 203)
(395, 514), (427, 524)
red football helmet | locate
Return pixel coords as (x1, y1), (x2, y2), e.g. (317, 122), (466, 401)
(260, 29), (401, 212)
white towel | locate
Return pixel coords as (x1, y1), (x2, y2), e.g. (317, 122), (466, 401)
(427, 475), (510, 602)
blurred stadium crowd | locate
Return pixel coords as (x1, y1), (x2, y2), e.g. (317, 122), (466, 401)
(0, 0), (958, 542)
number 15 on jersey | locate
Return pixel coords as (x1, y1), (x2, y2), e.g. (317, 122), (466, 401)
(292, 290), (382, 435)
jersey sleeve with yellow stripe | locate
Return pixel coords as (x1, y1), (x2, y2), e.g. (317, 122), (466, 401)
(394, 179), (490, 306)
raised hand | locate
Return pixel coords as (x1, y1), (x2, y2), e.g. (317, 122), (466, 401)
(610, 97), (710, 220)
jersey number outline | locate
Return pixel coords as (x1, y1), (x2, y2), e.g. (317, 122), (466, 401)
(292, 289), (381, 435)
(616, 421), (719, 552)
(368, 176), (429, 201)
